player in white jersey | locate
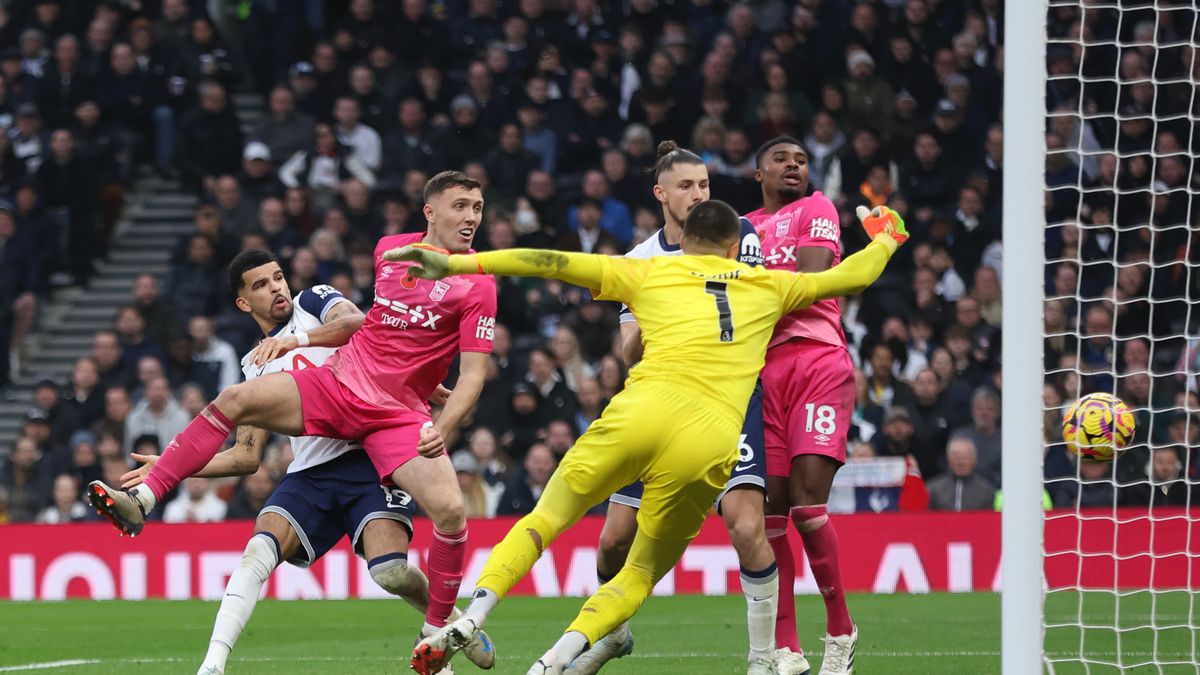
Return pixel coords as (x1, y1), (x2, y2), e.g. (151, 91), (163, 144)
(570, 142), (787, 675)
(119, 250), (494, 675)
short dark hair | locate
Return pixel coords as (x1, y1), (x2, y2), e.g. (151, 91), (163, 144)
(650, 140), (704, 181)
(423, 170), (482, 203)
(755, 135), (806, 168)
(683, 200), (741, 246)
(228, 249), (279, 293)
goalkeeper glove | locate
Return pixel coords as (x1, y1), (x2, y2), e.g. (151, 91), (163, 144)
(381, 244), (452, 280)
(855, 205), (909, 245)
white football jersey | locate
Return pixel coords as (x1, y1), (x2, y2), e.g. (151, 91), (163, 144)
(619, 223), (763, 324)
(240, 285), (361, 473)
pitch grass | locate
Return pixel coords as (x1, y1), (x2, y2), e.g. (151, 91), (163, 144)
(0, 592), (1193, 673)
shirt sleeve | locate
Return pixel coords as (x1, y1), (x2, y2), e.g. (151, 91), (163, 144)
(593, 255), (652, 306)
(774, 235), (896, 314)
(785, 194), (840, 254)
(458, 275), (498, 354)
(297, 285), (351, 323)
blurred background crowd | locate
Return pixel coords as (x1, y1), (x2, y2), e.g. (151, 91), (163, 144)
(0, 0), (1194, 525)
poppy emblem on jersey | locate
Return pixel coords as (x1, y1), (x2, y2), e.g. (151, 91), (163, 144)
(400, 273), (419, 290)
(775, 218), (791, 237)
(430, 280), (451, 302)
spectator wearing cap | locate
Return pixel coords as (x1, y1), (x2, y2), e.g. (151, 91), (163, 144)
(0, 47), (37, 107)
(0, 435), (52, 522)
(279, 123), (376, 213)
(124, 375), (189, 457)
(36, 473), (91, 524)
(929, 97), (975, 176)
(287, 61), (327, 122)
(453, 449), (496, 518)
(32, 378), (81, 452)
(872, 404), (915, 461)
(177, 80), (244, 194)
(381, 98), (444, 179)
(333, 96), (382, 172)
(927, 436), (996, 510)
(238, 142), (283, 207)
(10, 102), (48, 174)
(842, 49), (894, 138)
(249, 86), (316, 170)
(497, 442), (558, 515)
(63, 357), (105, 427)
(95, 42), (175, 174)
(508, 381), (545, 456)
(0, 200), (41, 387)
(39, 34), (92, 129)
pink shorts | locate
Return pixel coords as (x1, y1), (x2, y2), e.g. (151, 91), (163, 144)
(289, 366), (430, 483)
(761, 340), (855, 477)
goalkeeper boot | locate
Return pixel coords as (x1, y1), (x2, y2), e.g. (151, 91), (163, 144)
(817, 625), (857, 675)
(775, 648), (812, 675)
(527, 659), (563, 675)
(564, 623), (634, 674)
(411, 616), (478, 675)
(87, 481), (146, 536)
(747, 655), (778, 675)
(426, 610), (496, 670)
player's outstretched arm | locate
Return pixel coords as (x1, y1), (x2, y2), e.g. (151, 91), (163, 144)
(120, 426), (271, 488)
(384, 245), (611, 291)
(779, 207), (908, 313)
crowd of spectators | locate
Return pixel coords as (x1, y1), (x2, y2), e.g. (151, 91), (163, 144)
(1, 0), (1194, 525)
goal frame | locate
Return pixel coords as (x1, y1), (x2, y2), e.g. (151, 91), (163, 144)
(1000, 1), (1047, 674)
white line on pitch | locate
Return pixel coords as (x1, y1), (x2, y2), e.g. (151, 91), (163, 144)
(0, 661), (100, 672)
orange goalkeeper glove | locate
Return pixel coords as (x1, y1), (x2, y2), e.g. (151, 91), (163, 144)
(855, 206), (909, 245)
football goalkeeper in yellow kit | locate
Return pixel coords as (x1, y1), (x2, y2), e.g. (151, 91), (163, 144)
(393, 201), (908, 675)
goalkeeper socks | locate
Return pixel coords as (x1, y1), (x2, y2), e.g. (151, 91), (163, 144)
(765, 515), (803, 653)
(423, 526), (468, 631)
(740, 562), (779, 661)
(545, 630), (590, 667)
(202, 533), (280, 671)
(143, 404), (235, 501)
(791, 504), (854, 636)
(463, 588), (498, 628)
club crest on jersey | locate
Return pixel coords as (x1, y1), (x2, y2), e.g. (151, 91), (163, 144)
(429, 280), (451, 302)
(774, 218), (792, 237)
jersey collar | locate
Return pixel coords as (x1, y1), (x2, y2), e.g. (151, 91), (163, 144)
(657, 228), (681, 252)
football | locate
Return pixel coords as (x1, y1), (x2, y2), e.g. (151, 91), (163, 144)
(1062, 392), (1137, 462)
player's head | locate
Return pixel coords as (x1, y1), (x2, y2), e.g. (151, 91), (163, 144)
(229, 249), (293, 327)
(754, 135), (809, 204)
(423, 170), (484, 253)
(651, 140), (709, 228)
(682, 199), (741, 258)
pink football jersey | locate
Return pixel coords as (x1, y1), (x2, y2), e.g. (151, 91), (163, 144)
(327, 233), (497, 411)
(743, 191), (847, 349)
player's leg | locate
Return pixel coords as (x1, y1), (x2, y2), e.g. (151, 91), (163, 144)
(762, 361), (806, 660)
(89, 372), (306, 535)
(717, 384), (782, 670)
(549, 434), (733, 673)
(565, 497), (639, 675)
(413, 402), (652, 675)
(198, 511), (300, 674)
(351, 478), (498, 670)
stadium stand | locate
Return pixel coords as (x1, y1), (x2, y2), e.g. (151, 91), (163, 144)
(6, 0), (1156, 527)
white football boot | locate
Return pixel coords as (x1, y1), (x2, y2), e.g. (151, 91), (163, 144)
(818, 625), (857, 675)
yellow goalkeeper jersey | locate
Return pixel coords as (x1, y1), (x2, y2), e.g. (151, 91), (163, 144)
(591, 254), (822, 424)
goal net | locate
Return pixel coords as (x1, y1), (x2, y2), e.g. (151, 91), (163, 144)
(1039, 1), (1200, 671)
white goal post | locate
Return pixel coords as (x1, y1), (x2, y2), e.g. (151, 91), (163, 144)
(1001, 0), (1047, 673)
(1007, 1), (1200, 673)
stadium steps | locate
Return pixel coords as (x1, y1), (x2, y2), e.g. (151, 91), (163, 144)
(3, 177), (196, 449)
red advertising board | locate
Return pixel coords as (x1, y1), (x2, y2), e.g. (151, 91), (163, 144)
(1, 510), (1194, 600)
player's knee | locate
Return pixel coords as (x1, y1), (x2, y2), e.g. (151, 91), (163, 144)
(727, 511), (766, 552)
(243, 533), (280, 583)
(429, 497), (465, 532)
(370, 556), (427, 600)
(215, 384), (248, 419)
(597, 523), (634, 560)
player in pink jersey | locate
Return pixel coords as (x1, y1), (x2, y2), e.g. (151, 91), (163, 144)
(743, 137), (858, 675)
(89, 171), (498, 646)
